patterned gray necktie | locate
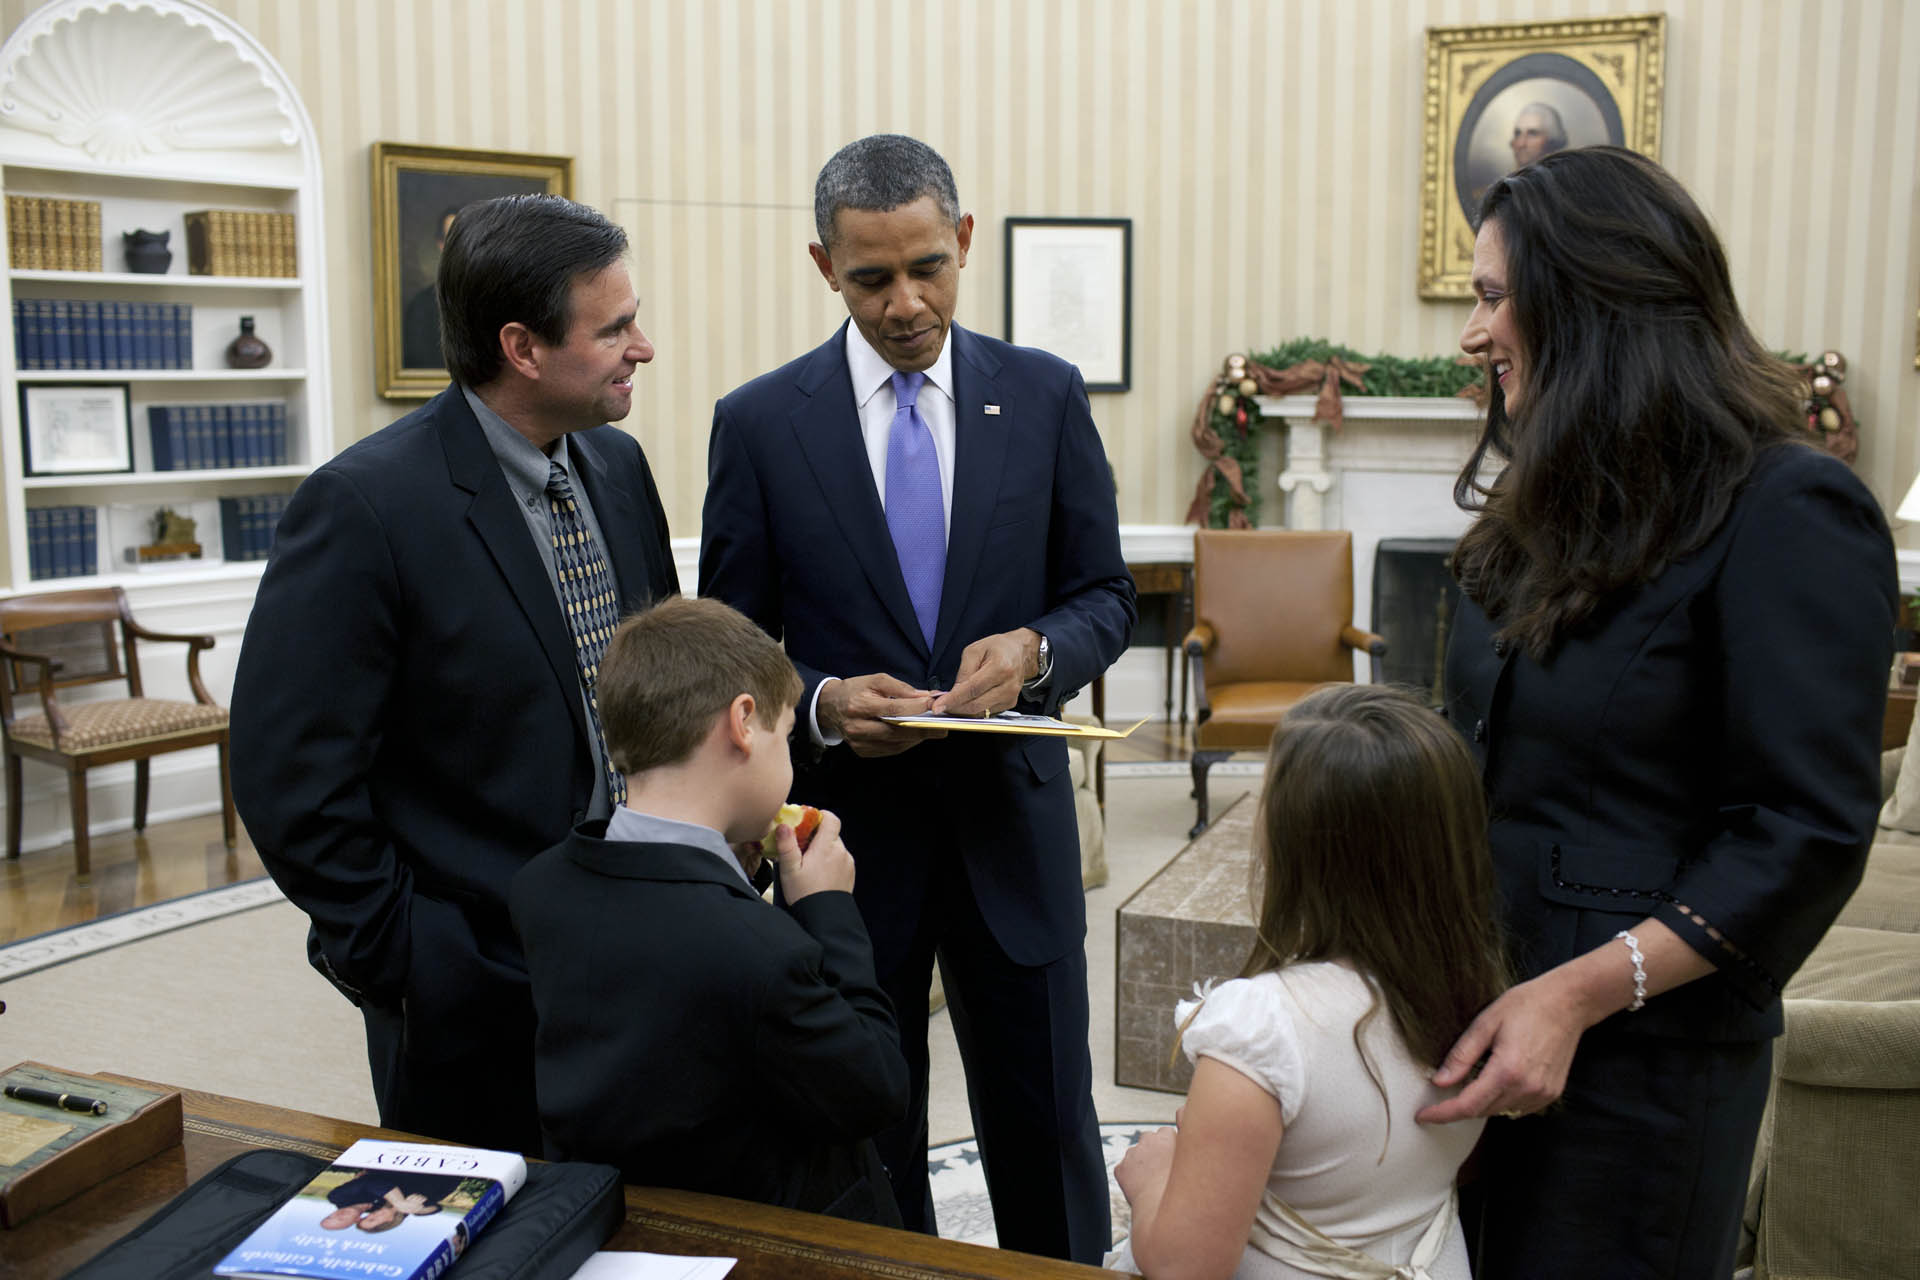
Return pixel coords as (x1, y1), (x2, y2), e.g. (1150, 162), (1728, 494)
(545, 461), (625, 807)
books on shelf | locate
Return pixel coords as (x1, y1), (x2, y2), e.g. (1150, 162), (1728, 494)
(220, 492), (291, 562)
(0, 1062), (183, 1227)
(149, 401), (291, 470)
(25, 505), (99, 580)
(5, 195), (103, 271)
(184, 208), (297, 278)
(212, 1138), (526, 1280)
(11, 297), (193, 370)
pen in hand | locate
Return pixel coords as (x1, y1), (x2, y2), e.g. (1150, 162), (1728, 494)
(4, 1084), (108, 1116)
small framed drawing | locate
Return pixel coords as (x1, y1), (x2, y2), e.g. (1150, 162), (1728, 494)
(371, 142), (573, 399)
(20, 383), (132, 476)
(1419, 14), (1666, 299)
(1004, 218), (1132, 392)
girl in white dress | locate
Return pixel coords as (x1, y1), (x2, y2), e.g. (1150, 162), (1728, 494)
(1111, 684), (1508, 1280)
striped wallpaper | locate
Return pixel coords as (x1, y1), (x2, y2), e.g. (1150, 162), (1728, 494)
(4, 0), (1917, 544)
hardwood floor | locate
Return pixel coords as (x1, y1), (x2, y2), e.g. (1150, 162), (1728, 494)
(0, 718), (1202, 945)
(1106, 715), (1198, 765)
(1, 813), (262, 944)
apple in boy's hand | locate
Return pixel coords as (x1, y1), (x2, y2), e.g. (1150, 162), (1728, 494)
(761, 803), (822, 856)
(774, 807), (854, 902)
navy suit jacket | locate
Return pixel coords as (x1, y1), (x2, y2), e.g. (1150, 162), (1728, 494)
(700, 323), (1136, 970)
(231, 385), (679, 1028)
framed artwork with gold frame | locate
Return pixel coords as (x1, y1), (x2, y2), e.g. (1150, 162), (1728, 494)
(1419, 14), (1666, 300)
(371, 143), (573, 399)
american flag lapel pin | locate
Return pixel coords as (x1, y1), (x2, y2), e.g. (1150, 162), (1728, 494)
(984, 404), (1001, 415)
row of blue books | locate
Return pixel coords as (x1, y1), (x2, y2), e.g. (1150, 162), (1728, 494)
(149, 403), (291, 470)
(220, 493), (291, 563)
(11, 297), (194, 370)
(26, 505), (99, 580)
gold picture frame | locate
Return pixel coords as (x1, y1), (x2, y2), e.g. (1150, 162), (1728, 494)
(371, 142), (573, 399)
(1419, 14), (1666, 300)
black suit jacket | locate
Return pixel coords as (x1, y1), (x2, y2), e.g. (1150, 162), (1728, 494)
(231, 386), (678, 1027)
(511, 828), (907, 1223)
(699, 323), (1136, 970)
(1445, 443), (1894, 1041)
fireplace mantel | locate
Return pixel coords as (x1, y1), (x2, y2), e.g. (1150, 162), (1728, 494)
(1253, 394), (1487, 675)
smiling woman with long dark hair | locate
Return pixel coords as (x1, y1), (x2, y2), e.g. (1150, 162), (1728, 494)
(1424, 146), (1897, 1278)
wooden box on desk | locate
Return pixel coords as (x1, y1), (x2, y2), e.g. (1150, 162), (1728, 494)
(0, 1063), (182, 1227)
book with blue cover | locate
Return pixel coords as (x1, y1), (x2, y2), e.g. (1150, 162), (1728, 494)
(78, 507), (97, 577)
(212, 1138), (526, 1280)
(26, 509), (50, 580)
(148, 407), (177, 470)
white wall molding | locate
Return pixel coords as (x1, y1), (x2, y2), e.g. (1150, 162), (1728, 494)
(0, 0), (304, 175)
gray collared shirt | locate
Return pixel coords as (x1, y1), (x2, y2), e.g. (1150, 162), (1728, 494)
(463, 384), (620, 818)
(605, 805), (754, 889)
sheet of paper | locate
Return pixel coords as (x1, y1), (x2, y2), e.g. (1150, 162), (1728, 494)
(881, 710), (1146, 739)
(566, 1253), (736, 1280)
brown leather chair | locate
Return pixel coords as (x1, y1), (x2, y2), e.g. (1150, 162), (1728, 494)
(1183, 530), (1385, 837)
(1, 586), (234, 880)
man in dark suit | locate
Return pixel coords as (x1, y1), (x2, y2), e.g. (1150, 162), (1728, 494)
(230, 194), (679, 1155)
(699, 134), (1135, 1264)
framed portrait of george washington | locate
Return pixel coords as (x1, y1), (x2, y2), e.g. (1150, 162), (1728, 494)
(371, 143), (573, 399)
(1419, 14), (1666, 299)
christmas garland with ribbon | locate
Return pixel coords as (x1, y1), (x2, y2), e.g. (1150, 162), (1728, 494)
(1188, 340), (1486, 528)
(1188, 341), (1857, 528)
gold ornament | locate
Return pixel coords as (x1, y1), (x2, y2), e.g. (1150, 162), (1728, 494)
(1819, 406), (1841, 430)
(1821, 350), (1846, 374)
(1217, 393), (1238, 416)
(1226, 353), (1248, 372)
(1238, 377), (1258, 397)
(1811, 373), (1834, 396)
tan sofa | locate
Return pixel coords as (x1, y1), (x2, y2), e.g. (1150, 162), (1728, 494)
(1740, 750), (1920, 1278)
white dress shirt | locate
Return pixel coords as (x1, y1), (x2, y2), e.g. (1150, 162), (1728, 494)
(809, 326), (958, 745)
(846, 323), (957, 535)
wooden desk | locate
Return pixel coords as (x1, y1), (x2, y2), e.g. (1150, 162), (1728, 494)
(7, 1077), (1115, 1280)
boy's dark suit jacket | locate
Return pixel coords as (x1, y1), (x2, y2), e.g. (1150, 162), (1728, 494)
(230, 385), (679, 1152)
(511, 828), (908, 1224)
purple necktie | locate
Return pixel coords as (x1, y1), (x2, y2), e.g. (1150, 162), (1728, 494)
(885, 370), (945, 646)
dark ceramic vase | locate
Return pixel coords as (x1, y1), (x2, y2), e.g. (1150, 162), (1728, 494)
(225, 315), (272, 369)
(122, 228), (171, 274)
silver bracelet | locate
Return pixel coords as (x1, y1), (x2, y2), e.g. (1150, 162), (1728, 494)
(1615, 930), (1647, 1012)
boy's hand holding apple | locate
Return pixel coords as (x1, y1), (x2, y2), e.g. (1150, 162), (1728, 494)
(767, 805), (855, 901)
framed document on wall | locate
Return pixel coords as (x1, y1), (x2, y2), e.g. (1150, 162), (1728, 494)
(1004, 218), (1132, 392)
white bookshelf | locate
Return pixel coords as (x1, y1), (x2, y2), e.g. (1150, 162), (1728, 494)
(0, 0), (330, 588)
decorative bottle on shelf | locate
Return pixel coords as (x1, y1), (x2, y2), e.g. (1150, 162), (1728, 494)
(225, 316), (272, 369)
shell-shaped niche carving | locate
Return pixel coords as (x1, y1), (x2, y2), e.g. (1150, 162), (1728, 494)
(0, 1), (299, 166)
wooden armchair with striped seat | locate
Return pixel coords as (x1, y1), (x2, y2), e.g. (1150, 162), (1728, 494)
(1, 586), (234, 879)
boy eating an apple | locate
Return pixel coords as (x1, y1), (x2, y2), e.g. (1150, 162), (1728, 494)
(510, 596), (908, 1224)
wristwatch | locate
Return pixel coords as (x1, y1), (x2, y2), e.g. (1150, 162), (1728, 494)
(1021, 632), (1053, 696)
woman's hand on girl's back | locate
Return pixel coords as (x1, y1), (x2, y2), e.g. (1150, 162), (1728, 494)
(1415, 970), (1591, 1124)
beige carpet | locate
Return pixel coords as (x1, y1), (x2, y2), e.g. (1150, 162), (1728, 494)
(0, 772), (1247, 1143)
